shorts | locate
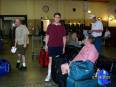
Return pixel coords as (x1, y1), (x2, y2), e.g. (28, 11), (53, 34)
(48, 46), (63, 58)
(17, 44), (26, 55)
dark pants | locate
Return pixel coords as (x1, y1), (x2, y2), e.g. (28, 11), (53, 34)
(105, 38), (111, 47)
(0, 40), (3, 51)
(94, 37), (102, 53)
(48, 47), (63, 58)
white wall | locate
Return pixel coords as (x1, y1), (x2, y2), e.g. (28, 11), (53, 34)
(0, 0), (110, 20)
(34, 0), (58, 19)
(1, 0), (27, 15)
(88, 2), (108, 21)
(58, 1), (84, 19)
(0, 0), (2, 14)
(107, 2), (116, 26)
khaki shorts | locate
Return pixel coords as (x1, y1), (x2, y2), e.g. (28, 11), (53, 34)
(17, 45), (26, 55)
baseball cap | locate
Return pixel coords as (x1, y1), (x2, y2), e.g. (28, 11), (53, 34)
(89, 15), (96, 19)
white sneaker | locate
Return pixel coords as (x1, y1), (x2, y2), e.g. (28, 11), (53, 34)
(44, 75), (51, 82)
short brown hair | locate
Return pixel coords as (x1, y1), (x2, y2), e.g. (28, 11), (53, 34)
(54, 12), (61, 17)
(86, 35), (94, 44)
(15, 18), (22, 24)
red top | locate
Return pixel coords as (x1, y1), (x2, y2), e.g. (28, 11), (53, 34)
(46, 24), (66, 47)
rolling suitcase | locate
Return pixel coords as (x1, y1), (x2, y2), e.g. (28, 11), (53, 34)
(67, 77), (98, 87)
(51, 55), (68, 87)
(38, 48), (49, 67)
(0, 59), (10, 76)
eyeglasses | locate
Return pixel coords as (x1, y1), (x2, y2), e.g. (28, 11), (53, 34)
(54, 16), (61, 18)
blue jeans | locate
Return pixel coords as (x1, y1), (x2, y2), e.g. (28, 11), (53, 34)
(94, 37), (102, 53)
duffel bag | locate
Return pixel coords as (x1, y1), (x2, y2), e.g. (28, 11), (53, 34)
(0, 59), (11, 76)
(69, 60), (95, 81)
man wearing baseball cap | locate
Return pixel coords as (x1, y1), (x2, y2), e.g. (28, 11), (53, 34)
(90, 15), (103, 53)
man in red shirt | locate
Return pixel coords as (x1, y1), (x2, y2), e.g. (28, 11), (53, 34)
(45, 13), (66, 81)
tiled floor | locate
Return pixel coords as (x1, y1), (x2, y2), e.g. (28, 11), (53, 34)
(0, 36), (116, 87)
(0, 37), (57, 87)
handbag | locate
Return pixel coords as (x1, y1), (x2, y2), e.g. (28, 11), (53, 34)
(69, 60), (95, 81)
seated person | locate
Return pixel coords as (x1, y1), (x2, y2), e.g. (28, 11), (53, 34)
(61, 35), (99, 75)
(0, 30), (3, 51)
(104, 28), (111, 47)
(0, 35), (2, 40)
(67, 32), (78, 47)
(0, 29), (3, 40)
(104, 28), (111, 39)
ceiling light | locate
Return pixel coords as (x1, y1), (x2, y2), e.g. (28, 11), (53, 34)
(88, 10), (91, 14)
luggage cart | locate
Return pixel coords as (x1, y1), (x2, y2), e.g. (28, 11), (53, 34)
(32, 35), (43, 60)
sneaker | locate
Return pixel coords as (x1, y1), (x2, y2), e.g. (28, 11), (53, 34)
(16, 63), (20, 69)
(45, 75), (51, 82)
